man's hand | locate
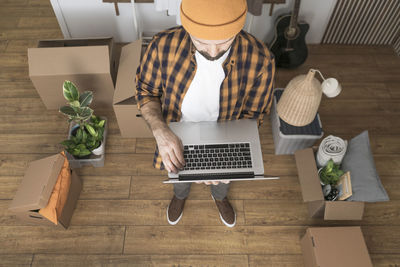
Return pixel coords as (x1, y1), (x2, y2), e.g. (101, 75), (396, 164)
(140, 101), (185, 172)
(153, 126), (185, 173)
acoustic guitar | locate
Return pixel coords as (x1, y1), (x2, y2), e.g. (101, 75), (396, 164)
(269, 0), (309, 68)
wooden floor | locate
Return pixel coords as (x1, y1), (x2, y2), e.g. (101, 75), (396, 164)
(1, 0), (400, 266)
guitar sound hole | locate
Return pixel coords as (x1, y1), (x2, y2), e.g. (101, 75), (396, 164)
(284, 26), (300, 40)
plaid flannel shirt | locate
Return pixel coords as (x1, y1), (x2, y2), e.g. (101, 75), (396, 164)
(136, 26), (275, 170)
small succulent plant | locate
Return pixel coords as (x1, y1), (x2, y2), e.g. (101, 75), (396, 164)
(319, 159), (344, 186)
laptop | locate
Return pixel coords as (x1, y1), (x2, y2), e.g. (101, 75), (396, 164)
(163, 119), (279, 183)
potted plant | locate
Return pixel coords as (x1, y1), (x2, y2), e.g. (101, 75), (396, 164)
(318, 159), (345, 186)
(59, 80), (106, 159)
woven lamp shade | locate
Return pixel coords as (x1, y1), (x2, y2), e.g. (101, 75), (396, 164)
(277, 69), (322, 126)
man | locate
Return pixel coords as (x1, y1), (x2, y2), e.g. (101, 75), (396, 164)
(135, 0), (275, 227)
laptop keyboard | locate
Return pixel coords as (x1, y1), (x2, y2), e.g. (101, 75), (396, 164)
(183, 143), (252, 171)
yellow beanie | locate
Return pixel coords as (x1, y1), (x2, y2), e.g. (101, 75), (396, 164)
(180, 0), (247, 40)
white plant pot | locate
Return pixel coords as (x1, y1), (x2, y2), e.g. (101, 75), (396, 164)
(318, 168), (324, 185)
(91, 141), (105, 155)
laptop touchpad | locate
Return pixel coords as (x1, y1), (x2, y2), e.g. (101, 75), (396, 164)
(200, 123), (227, 141)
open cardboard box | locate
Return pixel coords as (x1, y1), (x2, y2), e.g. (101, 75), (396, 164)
(301, 227), (373, 267)
(294, 148), (364, 220)
(8, 154), (82, 229)
(113, 39), (153, 138)
(28, 37), (117, 109)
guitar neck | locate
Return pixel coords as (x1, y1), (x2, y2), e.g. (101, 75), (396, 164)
(289, 0), (301, 29)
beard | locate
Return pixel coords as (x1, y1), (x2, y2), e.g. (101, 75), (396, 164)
(198, 49), (229, 61)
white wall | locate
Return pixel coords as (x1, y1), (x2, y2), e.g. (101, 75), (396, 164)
(137, 0), (337, 44)
(52, 0), (337, 44)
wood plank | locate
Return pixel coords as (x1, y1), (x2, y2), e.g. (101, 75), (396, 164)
(18, 17), (59, 29)
(230, 177), (303, 200)
(80, 175), (131, 200)
(319, 100), (400, 116)
(320, 115), (400, 135)
(0, 17), (20, 29)
(70, 200), (244, 226)
(335, 82), (392, 99)
(130, 176), (303, 200)
(1, 28), (62, 40)
(0, 40), (8, 52)
(5, 39), (38, 53)
(0, 176), (22, 200)
(135, 138), (156, 153)
(0, 7), (55, 17)
(370, 254), (400, 267)
(259, 133), (275, 154)
(381, 176), (400, 200)
(249, 254), (303, 267)
(0, 200), (21, 225)
(32, 254), (249, 267)
(244, 200), (311, 226)
(0, 134), (136, 154)
(0, 226), (124, 253)
(0, 97), (46, 114)
(0, 112), (119, 134)
(0, 67), (29, 81)
(0, 81), (38, 98)
(124, 226), (304, 254)
(374, 54), (400, 69)
(244, 200), (400, 226)
(386, 82), (400, 99)
(0, 53), (28, 67)
(0, 0), (29, 5)
(338, 67), (400, 83)
(362, 226), (400, 254)
(262, 154), (298, 176)
(0, 254), (33, 267)
(28, 0), (52, 6)
(308, 44), (395, 55)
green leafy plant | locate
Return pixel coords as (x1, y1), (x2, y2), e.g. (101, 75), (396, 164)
(319, 159), (345, 185)
(59, 81), (105, 158)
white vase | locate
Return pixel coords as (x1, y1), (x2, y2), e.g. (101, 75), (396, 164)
(91, 141), (105, 156)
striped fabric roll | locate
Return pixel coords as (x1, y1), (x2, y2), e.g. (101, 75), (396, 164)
(316, 135), (348, 168)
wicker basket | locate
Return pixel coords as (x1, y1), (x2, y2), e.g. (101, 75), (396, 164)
(277, 69), (322, 126)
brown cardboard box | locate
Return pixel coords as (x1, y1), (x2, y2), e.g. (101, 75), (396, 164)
(28, 37), (117, 110)
(113, 40), (152, 138)
(301, 227), (373, 267)
(8, 154), (82, 229)
(294, 148), (364, 220)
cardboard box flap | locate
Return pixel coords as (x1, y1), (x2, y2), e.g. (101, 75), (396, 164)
(324, 201), (365, 220)
(113, 40), (142, 105)
(294, 148), (324, 202)
(28, 46), (111, 76)
(9, 154), (65, 212)
(58, 171), (82, 229)
(300, 230), (318, 267)
(309, 227), (373, 267)
(37, 37), (113, 55)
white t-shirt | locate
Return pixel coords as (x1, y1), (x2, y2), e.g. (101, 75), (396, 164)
(180, 48), (231, 122)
